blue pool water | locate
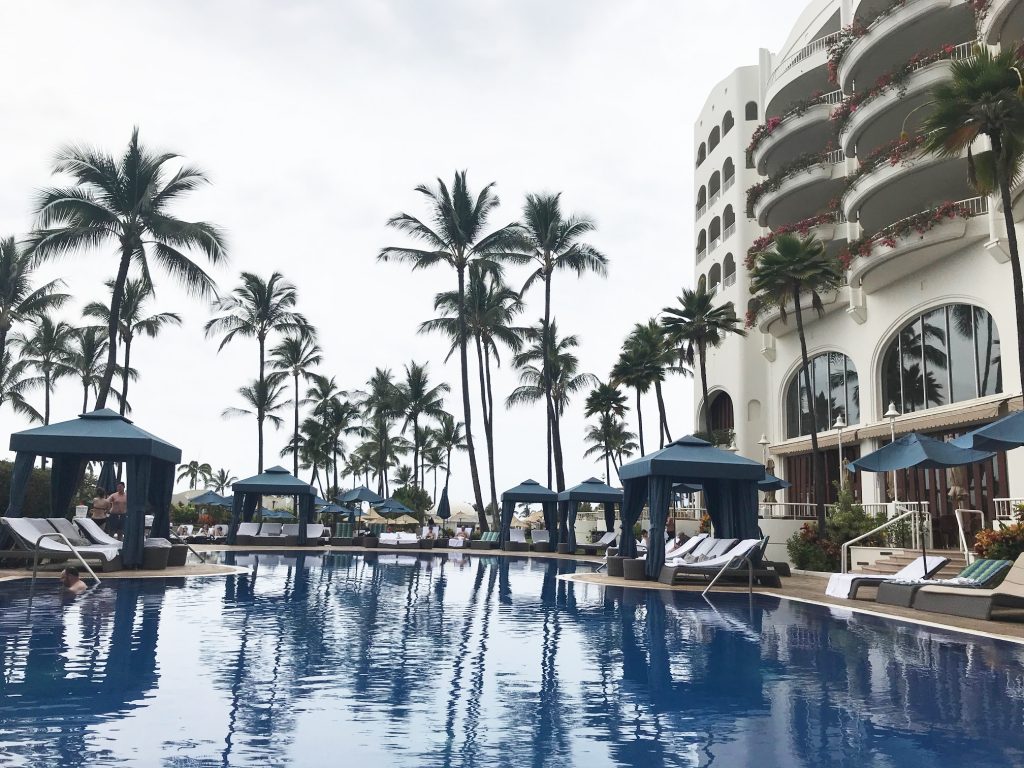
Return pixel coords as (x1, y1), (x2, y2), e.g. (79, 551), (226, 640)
(1, 552), (1023, 767)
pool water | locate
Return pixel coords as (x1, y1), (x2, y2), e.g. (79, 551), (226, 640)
(1, 552), (1023, 767)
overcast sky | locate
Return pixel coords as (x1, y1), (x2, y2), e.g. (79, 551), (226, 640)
(0, 0), (808, 502)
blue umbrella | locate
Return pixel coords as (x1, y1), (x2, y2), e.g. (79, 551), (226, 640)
(953, 411), (1024, 452)
(337, 486), (384, 504)
(847, 432), (994, 472)
(259, 507), (295, 520)
(191, 490), (227, 506)
(374, 498), (415, 516)
(436, 486), (451, 525)
(97, 461), (117, 494)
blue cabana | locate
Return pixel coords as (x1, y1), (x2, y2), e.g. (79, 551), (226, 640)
(953, 411), (1024, 452)
(227, 466), (316, 545)
(847, 433), (994, 472)
(618, 435), (765, 579)
(557, 477), (623, 553)
(500, 479), (557, 549)
(191, 490), (227, 507)
(4, 408), (181, 568)
(336, 485), (384, 525)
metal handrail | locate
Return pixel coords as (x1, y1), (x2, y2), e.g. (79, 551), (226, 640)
(702, 553), (755, 597)
(31, 531), (102, 586)
(169, 533), (207, 563)
(840, 507), (920, 574)
(954, 509), (984, 565)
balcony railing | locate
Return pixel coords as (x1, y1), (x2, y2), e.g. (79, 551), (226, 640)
(759, 500), (926, 520)
(723, 271), (736, 287)
(696, 247), (707, 263)
(767, 31), (842, 88)
(722, 222), (736, 241)
(824, 148), (845, 165)
(723, 175), (736, 193)
(709, 189), (721, 207)
(696, 202), (707, 218)
(994, 498), (1024, 519)
(867, 196), (989, 249)
(709, 236), (722, 253)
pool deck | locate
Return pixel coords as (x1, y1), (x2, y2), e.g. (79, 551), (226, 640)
(2, 544), (1021, 644)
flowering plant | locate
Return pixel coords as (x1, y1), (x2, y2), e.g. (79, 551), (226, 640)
(826, 23), (867, 83)
(844, 134), (925, 192)
(975, 522), (1024, 561)
(745, 201), (841, 269)
(838, 200), (977, 264)
(746, 147), (839, 213)
(746, 91), (828, 157)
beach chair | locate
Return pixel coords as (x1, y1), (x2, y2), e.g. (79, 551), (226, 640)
(331, 522), (355, 546)
(253, 523), (286, 546)
(577, 531), (618, 556)
(824, 555), (950, 600)
(1, 516), (122, 571)
(447, 535), (466, 547)
(470, 531), (500, 550)
(234, 522), (262, 545)
(530, 529), (552, 553)
(876, 558), (1013, 607)
(664, 533), (709, 560)
(379, 532), (400, 548)
(658, 538), (780, 587)
(506, 528), (530, 552)
(908, 553), (1024, 620)
(396, 532), (419, 549)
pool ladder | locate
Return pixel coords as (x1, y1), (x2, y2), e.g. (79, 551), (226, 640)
(30, 531), (102, 587)
(702, 554), (755, 598)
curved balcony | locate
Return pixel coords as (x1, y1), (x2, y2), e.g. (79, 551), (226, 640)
(753, 91), (843, 176)
(839, 0), (974, 93)
(764, 31), (840, 118)
(752, 150), (848, 229)
(848, 197), (990, 293)
(843, 144), (975, 234)
(980, 0), (1024, 46)
(757, 283), (851, 336)
(839, 58), (956, 157)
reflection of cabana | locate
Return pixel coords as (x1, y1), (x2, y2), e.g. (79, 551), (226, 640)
(618, 436), (764, 579)
(227, 466), (316, 545)
(500, 479), (557, 549)
(557, 477), (623, 553)
(4, 408), (180, 568)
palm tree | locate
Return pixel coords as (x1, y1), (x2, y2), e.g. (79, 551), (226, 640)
(515, 192), (607, 490)
(749, 233), (844, 535)
(393, 465), (415, 488)
(0, 236), (69, 356)
(270, 334), (323, 477)
(394, 361), (449, 491)
(921, 46), (1024, 394)
(584, 414), (638, 476)
(13, 314), (76, 429)
(319, 396), (360, 494)
(0, 348), (41, 423)
(361, 419), (410, 497)
(661, 284), (746, 433)
(177, 460), (212, 490)
(209, 468), (238, 495)
(584, 381), (629, 482)
(433, 412), (468, 490)
(283, 416), (333, 492)
(222, 377), (288, 469)
(83, 278), (182, 416)
(69, 326), (109, 412)
(379, 171), (524, 531)
(422, 444), (447, 501)
(28, 128), (226, 410)
(622, 319), (683, 448)
(610, 339), (654, 456)
(206, 272), (313, 471)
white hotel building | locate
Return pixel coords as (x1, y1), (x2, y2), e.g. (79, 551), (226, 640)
(693, 0), (1024, 544)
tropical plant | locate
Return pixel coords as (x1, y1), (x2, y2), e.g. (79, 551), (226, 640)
(392, 464), (415, 488)
(584, 381), (630, 482)
(749, 233), (844, 534)
(69, 326), (109, 412)
(379, 171), (524, 531)
(432, 412), (467, 490)
(177, 460), (212, 490)
(0, 349), (41, 423)
(610, 337), (654, 456)
(28, 128), (226, 410)
(209, 468), (238, 495)
(514, 192), (607, 492)
(584, 413), (638, 480)
(222, 377), (288, 469)
(421, 444), (447, 501)
(205, 272), (313, 471)
(283, 416), (333, 492)
(661, 284), (745, 432)
(270, 333), (323, 477)
(621, 319), (682, 448)
(921, 45), (1024, 395)
(0, 236), (68, 356)
(12, 313), (76, 428)
(394, 361), (449, 491)
(83, 277), (181, 415)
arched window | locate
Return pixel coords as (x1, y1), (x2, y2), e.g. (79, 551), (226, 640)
(722, 111), (735, 136)
(709, 216), (722, 245)
(745, 101), (759, 120)
(709, 126), (721, 152)
(696, 185), (707, 212)
(698, 274), (707, 292)
(697, 143), (707, 167)
(723, 205), (736, 231)
(723, 253), (736, 283)
(697, 229), (707, 255)
(785, 352), (860, 439)
(709, 171), (721, 198)
(723, 157), (735, 184)
(709, 262), (722, 292)
(881, 304), (1001, 414)
(707, 391), (735, 435)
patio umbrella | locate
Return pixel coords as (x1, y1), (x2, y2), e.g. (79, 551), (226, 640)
(374, 498), (415, 515)
(758, 474), (791, 492)
(191, 490), (227, 506)
(97, 461), (117, 493)
(391, 514), (419, 526)
(952, 410), (1024, 452)
(436, 486), (451, 528)
(259, 507), (295, 520)
(336, 486), (384, 525)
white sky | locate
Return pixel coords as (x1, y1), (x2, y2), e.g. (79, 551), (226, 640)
(0, 0), (809, 502)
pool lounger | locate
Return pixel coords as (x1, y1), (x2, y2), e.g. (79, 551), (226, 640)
(1, 516), (122, 571)
(875, 558), (1013, 607)
(234, 522), (262, 545)
(470, 532), (500, 550)
(577, 531), (618, 556)
(824, 555), (950, 600)
(909, 553), (1024, 620)
(252, 523), (289, 547)
(663, 533), (710, 561)
(505, 529), (530, 552)
(658, 539), (780, 587)
(530, 530), (552, 553)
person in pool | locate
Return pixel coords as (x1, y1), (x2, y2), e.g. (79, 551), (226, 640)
(59, 566), (87, 595)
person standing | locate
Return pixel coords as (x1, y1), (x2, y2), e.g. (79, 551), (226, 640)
(107, 481), (128, 539)
(89, 486), (112, 530)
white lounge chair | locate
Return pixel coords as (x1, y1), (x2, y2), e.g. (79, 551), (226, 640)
(396, 532), (419, 549)
(234, 522), (261, 544)
(2, 516), (121, 570)
(659, 539), (780, 586)
(379, 532), (400, 548)
(578, 531), (618, 556)
(507, 529), (529, 551)
(665, 533), (709, 560)
(825, 555), (950, 599)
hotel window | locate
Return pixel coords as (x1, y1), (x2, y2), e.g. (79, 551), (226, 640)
(881, 304), (1001, 414)
(785, 352), (859, 439)
(745, 101), (758, 120)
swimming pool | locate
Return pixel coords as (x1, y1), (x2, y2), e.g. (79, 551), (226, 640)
(1, 552), (1022, 767)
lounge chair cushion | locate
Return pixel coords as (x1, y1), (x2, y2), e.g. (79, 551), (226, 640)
(825, 555), (949, 599)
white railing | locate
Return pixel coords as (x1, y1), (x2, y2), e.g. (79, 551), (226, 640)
(840, 505), (926, 574)
(722, 222), (736, 241)
(759, 502), (818, 519)
(696, 247), (707, 263)
(723, 175), (736, 193)
(767, 31), (842, 87)
(875, 196), (988, 244)
(709, 189), (721, 206)
(696, 202), (707, 218)
(672, 507), (706, 521)
(824, 148), (846, 165)
(709, 236), (722, 252)
(708, 283), (719, 296)
(821, 88), (844, 105)
(994, 498), (1024, 519)
(723, 271), (736, 287)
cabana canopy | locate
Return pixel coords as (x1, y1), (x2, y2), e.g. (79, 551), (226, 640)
(228, 466), (316, 545)
(557, 477), (624, 551)
(953, 411), (1024, 452)
(618, 435), (765, 579)
(191, 490), (227, 506)
(5, 408), (181, 568)
(500, 479), (557, 549)
(374, 498), (415, 515)
(848, 433), (994, 473)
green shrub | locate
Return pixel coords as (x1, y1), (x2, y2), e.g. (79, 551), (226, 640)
(975, 524), (1024, 562)
(393, 484), (432, 515)
(785, 484), (885, 572)
(0, 461), (52, 517)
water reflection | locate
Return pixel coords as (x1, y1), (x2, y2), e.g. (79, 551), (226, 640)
(1, 554), (1023, 767)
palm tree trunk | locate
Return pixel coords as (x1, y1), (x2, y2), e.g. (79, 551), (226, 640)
(634, 389), (645, 455)
(551, 411), (566, 493)
(993, 132), (1024, 397)
(483, 345), (499, 517)
(793, 286), (828, 537)
(542, 268), (556, 489)
(698, 343), (710, 435)
(82, 382), (89, 413)
(654, 379), (671, 447)
(456, 263), (488, 531)
(473, 332), (498, 518)
(257, 334), (266, 473)
(41, 372), (51, 470)
(94, 248), (132, 410)
(412, 415), (420, 489)
(292, 371), (299, 477)
(120, 336), (132, 416)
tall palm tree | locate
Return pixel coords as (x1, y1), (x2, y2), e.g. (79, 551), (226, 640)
(422, 444), (446, 501)
(282, 416), (333, 492)
(28, 127), (226, 409)
(515, 192), (607, 490)
(320, 396), (360, 495)
(749, 233), (844, 535)
(177, 460), (212, 490)
(584, 381), (629, 482)
(0, 349), (40, 423)
(270, 333), (323, 477)
(69, 326), (109, 412)
(433, 412), (467, 490)
(13, 314), (76, 429)
(622, 319), (683, 448)
(661, 284), (746, 433)
(394, 361), (449, 491)
(206, 272), (313, 471)
(379, 171), (524, 531)
(922, 46), (1024, 394)
(209, 468), (238, 495)
(361, 419), (410, 497)
(584, 414), (638, 476)
(0, 236), (69, 356)
(222, 376), (288, 470)
(83, 278), (182, 416)
(361, 368), (407, 496)
(392, 465), (415, 488)
(610, 339), (655, 456)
